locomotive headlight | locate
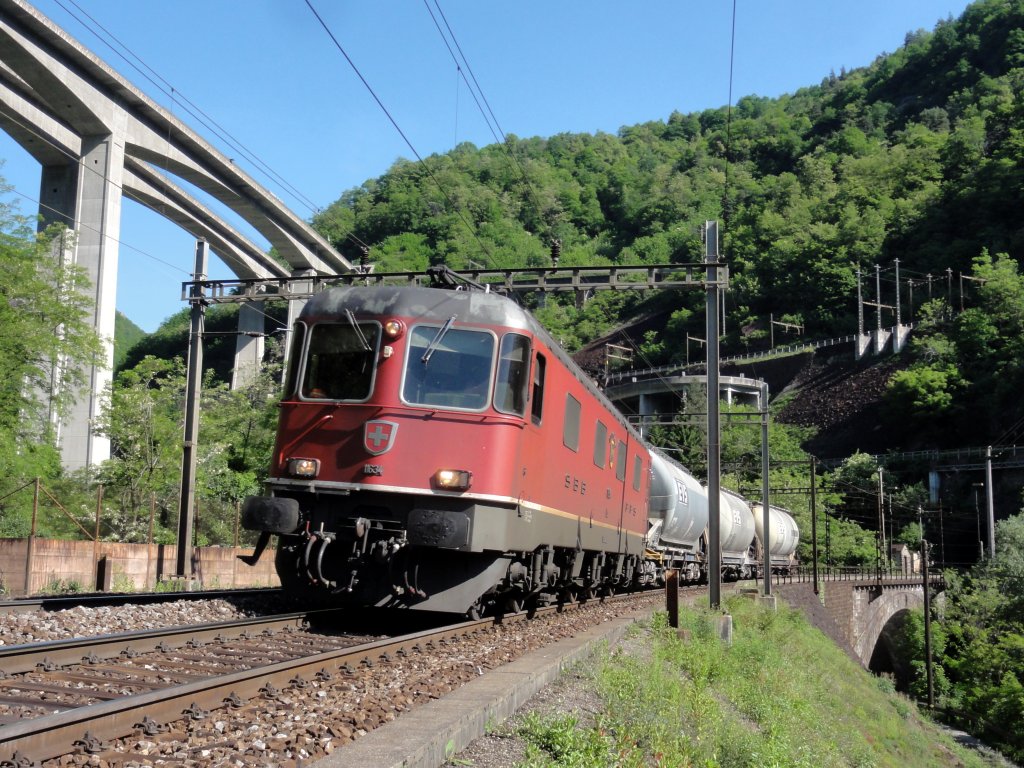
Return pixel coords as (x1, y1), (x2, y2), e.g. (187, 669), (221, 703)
(433, 468), (472, 490)
(286, 457), (320, 478)
(383, 319), (405, 339)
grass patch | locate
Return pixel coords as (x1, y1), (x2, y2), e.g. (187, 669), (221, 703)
(519, 597), (993, 767)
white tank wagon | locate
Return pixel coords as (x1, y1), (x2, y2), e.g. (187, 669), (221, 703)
(751, 503), (800, 573)
(718, 489), (758, 579)
(646, 450), (708, 582)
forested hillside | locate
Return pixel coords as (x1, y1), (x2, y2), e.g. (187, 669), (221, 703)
(309, 0), (1023, 450)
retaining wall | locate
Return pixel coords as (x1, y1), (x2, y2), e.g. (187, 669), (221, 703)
(0, 537), (279, 596)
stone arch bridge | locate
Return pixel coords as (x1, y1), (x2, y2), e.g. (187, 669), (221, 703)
(776, 575), (944, 675)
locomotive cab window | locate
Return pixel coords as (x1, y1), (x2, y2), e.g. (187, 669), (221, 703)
(301, 321), (381, 401)
(593, 421), (608, 467)
(494, 334), (530, 416)
(563, 393), (581, 451)
(402, 325), (495, 410)
(282, 322), (307, 398)
(530, 353), (546, 425)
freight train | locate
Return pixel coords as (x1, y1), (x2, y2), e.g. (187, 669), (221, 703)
(240, 275), (799, 615)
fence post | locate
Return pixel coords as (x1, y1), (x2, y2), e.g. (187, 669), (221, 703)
(24, 478), (40, 595)
(666, 569), (679, 629)
(232, 501), (241, 588)
(93, 485), (103, 589)
(147, 493), (156, 591)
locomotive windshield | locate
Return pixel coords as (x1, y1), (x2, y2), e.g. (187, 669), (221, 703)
(402, 325), (495, 410)
(300, 321), (381, 400)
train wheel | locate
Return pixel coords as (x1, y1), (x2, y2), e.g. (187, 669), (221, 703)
(558, 588), (577, 608)
(274, 542), (331, 607)
(274, 542), (308, 592)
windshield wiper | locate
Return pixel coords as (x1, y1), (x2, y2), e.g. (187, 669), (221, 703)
(421, 315), (457, 363)
(345, 309), (372, 351)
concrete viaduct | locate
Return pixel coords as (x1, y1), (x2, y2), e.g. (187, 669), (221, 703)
(0, 0), (353, 470)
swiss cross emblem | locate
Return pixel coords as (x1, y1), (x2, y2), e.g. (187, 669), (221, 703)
(364, 420), (398, 456)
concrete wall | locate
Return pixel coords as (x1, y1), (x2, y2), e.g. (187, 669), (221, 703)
(0, 537), (279, 596)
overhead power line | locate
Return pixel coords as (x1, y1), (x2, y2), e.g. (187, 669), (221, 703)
(51, 0), (372, 254)
(303, 0), (498, 268)
(423, 0), (545, 231)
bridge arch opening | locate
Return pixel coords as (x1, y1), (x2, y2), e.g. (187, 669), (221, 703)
(867, 607), (915, 691)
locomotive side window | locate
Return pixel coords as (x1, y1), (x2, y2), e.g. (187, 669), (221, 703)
(615, 440), (627, 481)
(494, 334), (530, 416)
(632, 454), (643, 491)
(282, 322), (307, 398)
(563, 393), (581, 451)
(301, 321), (381, 401)
(402, 325), (495, 410)
(531, 353), (546, 425)
(593, 420), (608, 467)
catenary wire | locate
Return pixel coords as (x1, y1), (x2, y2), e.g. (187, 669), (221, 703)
(425, 0), (546, 232)
(303, 0), (499, 269)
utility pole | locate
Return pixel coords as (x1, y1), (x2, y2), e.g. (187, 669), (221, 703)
(825, 507), (831, 566)
(894, 259), (902, 328)
(973, 482), (985, 560)
(705, 220), (722, 611)
(857, 268), (864, 337)
(875, 265), (883, 336)
(761, 381), (771, 597)
(985, 446), (996, 557)
(921, 537), (935, 709)
(876, 467), (884, 582)
(176, 239), (208, 584)
(810, 455), (819, 594)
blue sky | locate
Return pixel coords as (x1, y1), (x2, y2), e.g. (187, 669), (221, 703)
(0, 0), (971, 332)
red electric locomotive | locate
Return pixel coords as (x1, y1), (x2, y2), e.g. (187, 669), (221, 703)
(241, 278), (650, 616)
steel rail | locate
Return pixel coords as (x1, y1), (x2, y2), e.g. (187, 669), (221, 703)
(0, 616), (489, 763)
(0, 609), (317, 675)
(0, 593), (647, 764)
(0, 587), (283, 616)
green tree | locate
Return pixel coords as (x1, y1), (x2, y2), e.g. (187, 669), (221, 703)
(0, 181), (104, 525)
(94, 356), (186, 541)
(938, 512), (1024, 761)
(95, 350), (280, 545)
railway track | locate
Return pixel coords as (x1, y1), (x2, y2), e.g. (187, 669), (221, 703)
(0, 587), (283, 616)
(0, 591), (660, 766)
